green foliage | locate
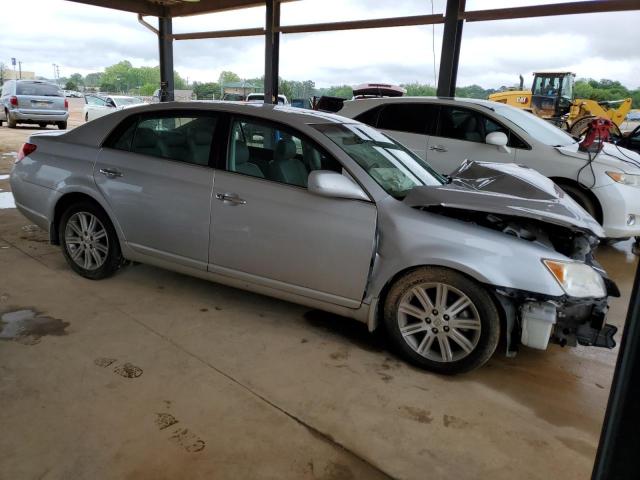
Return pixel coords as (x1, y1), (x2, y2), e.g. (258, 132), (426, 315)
(64, 80), (77, 91)
(139, 83), (157, 96)
(219, 71), (241, 85)
(403, 83), (437, 96)
(192, 81), (219, 100)
(316, 85), (353, 98)
(574, 78), (640, 107)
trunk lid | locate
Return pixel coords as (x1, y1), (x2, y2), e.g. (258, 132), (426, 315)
(404, 160), (605, 237)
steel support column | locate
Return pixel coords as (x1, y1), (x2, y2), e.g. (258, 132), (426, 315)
(593, 261), (640, 479)
(158, 16), (175, 102)
(264, 0), (280, 104)
(437, 0), (465, 97)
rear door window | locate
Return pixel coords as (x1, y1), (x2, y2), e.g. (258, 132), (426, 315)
(377, 103), (437, 135)
(16, 82), (62, 97)
(106, 113), (217, 166)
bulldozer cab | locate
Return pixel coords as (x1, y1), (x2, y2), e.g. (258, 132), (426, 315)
(531, 72), (575, 121)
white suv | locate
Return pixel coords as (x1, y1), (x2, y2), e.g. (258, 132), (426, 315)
(339, 97), (640, 240)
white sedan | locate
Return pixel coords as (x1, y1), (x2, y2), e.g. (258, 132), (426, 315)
(83, 95), (144, 122)
(339, 97), (640, 240)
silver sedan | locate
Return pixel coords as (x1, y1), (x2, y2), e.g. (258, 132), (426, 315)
(10, 102), (618, 374)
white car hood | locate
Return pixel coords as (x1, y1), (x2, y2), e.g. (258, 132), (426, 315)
(556, 142), (640, 173)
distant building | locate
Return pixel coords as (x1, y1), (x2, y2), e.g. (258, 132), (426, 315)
(152, 88), (195, 102)
(221, 81), (259, 101)
(1, 68), (36, 81)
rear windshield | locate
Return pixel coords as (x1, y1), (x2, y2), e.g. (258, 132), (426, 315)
(16, 82), (62, 97)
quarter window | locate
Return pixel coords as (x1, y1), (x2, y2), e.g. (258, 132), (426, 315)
(438, 106), (527, 148)
(227, 118), (341, 187)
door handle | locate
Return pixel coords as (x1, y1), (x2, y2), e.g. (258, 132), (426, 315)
(215, 193), (246, 205)
(429, 145), (448, 153)
(99, 168), (123, 178)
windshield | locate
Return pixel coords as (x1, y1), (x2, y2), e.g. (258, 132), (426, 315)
(16, 82), (62, 97)
(493, 105), (576, 147)
(315, 123), (445, 198)
(114, 97), (143, 106)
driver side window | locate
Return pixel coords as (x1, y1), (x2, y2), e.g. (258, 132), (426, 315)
(227, 118), (341, 188)
(86, 95), (108, 107)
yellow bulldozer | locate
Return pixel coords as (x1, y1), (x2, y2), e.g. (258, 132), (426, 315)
(489, 72), (632, 137)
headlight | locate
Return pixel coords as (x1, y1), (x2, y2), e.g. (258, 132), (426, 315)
(606, 171), (640, 187)
(543, 259), (606, 298)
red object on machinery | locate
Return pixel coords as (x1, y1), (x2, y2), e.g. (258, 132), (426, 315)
(579, 117), (612, 152)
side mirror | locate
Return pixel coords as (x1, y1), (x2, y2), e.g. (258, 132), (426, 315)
(486, 131), (510, 153)
(308, 171), (369, 201)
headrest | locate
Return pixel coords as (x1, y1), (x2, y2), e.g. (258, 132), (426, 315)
(274, 138), (297, 162)
(133, 128), (157, 148)
(164, 131), (187, 147)
(235, 141), (250, 165)
(193, 130), (211, 145)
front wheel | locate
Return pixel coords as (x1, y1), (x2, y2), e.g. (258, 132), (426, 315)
(559, 184), (600, 222)
(57, 121), (67, 130)
(59, 202), (122, 280)
(383, 267), (500, 375)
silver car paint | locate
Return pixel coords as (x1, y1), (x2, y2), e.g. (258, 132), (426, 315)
(11, 102), (584, 329)
(0, 80), (68, 124)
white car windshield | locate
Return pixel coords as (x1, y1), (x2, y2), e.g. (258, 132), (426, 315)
(316, 123), (445, 198)
(492, 105), (576, 147)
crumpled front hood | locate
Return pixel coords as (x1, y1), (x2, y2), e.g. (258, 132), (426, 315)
(404, 160), (605, 237)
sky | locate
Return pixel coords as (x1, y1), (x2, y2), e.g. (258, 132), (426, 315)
(1, 0), (639, 89)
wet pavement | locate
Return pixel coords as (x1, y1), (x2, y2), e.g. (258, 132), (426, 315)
(0, 111), (637, 479)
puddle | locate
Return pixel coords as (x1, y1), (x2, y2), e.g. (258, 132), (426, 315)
(0, 191), (15, 209)
(0, 174), (9, 180)
(0, 309), (69, 345)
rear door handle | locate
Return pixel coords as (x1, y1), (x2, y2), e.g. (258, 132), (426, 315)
(215, 193), (246, 205)
(99, 168), (123, 178)
(429, 145), (448, 153)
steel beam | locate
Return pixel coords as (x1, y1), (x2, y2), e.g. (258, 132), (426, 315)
(158, 17), (175, 102)
(66, 0), (163, 16)
(437, 0), (465, 97)
(464, 0), (639, 22)
(264, 0), (280, 104)
(172, 27), (264, 41)
(277, 14), (444, 34)
(593, 260), (640, 479)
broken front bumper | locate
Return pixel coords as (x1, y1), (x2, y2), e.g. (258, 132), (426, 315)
(494, 278), (620, 356)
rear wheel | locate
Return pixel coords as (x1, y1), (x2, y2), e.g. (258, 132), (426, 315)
(57, 121), (67, 130)
(59, 202), (122, 280)
(383, 267), (500, 375)
(38, 123), (47, 129)
(7, 111), (16, 128)
(85, 113), (89, 122)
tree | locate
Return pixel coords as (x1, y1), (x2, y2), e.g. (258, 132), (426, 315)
(218, 71), (241, 86)
(70, 73), (84, 88)
(192, 81), (219, 100)
(64, 80), (78, 91)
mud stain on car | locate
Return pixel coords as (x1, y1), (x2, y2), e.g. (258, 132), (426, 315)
(114, 362), (144, 378)
(155, 413), (179, 430)
(442, 414), (470, 429)
(94, 357), (117, 368)
(0, 308), (69, 345)
(555, 436), (596, 459)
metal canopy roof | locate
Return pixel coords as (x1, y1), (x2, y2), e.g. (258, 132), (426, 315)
(66, 0), (276, 17)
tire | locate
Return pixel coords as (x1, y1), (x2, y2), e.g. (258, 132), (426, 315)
(85, 113), (89, 122)
(57, 121), (67, 130)
(38, 123), (47, 129)
(7, 111), (17, 128)
(559, 183), (600, 222)
(383, 267), (500, 375)
(59, 201), (122, 280)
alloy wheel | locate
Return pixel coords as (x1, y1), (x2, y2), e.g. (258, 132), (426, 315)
(397, 282), (481, 363)
(64, 211), (109, 271)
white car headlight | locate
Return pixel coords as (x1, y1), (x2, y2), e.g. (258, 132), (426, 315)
(543, 259), (606, 298)
(606, 171), (640, 187)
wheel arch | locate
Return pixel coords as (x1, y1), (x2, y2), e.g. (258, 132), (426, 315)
(549, 176), (604, 224)
(370, 264), (506, 338)
(50, 192), (117, 245)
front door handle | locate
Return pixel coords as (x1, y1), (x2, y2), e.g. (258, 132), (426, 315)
(429, 145), (448, 153)
(215, 193), (247, 205)
(99, 168), (123, 178)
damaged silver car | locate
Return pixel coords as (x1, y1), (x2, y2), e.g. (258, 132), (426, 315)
(10, 103), (619, 374)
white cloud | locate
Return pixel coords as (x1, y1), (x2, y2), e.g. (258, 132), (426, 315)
(1, 0), (638, 89)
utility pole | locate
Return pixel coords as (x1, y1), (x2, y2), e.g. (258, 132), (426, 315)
(0, 63), (4, 85)
(18, 61), (22, 80)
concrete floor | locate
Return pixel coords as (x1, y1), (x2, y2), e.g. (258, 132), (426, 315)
(0, 101), (637, 479)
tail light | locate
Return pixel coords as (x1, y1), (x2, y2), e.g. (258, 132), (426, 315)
(64, 98), (69, 109)
(9, 96), (18, 107)
(16, 143), (37, 163)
